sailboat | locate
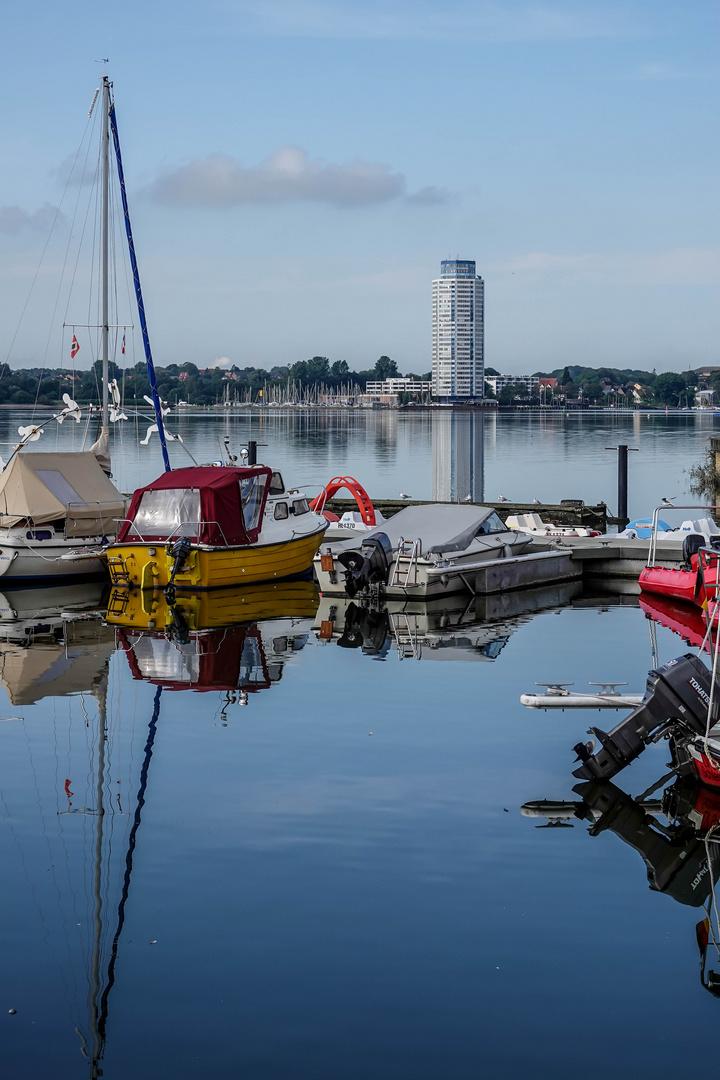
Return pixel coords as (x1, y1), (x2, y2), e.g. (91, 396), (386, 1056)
(0, 74), (164, 583)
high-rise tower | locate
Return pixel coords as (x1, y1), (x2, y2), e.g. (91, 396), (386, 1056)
(431, 259), (484, 401)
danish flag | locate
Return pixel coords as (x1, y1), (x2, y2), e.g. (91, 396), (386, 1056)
(121, 333), (126, 355)
(70, 335), (80, 359)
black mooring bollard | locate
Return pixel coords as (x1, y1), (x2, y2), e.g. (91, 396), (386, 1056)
(247, 440), (257, 466)
(617, 444), (628, 523)
(606, 443), (638, 528)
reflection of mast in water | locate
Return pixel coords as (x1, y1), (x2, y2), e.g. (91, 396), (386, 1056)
(431, 412), (484, 503)
(79, 684), (162, 1078)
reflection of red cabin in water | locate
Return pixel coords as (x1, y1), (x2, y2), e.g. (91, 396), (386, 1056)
(639, 593), (717, 652)
(118, 625), (274, 693)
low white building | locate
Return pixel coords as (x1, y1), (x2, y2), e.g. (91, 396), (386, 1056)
(484, 374), (540, 395)
(365, 378), (431, 395)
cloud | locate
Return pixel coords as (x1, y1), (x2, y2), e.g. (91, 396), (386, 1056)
(502, 247), (720, 286)
(210, 356), (233, 368)
(229, 0), (631, 41)
(0, 203), (62, 235)
(149, 146), (435, 208)
(625, 61), (712, 81)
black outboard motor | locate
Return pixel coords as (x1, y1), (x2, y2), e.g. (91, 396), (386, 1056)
(573, 653), (719, 781)
(337, 533), (393, 598)
(683, 532), (706, 570)
(164, 535), (193, 602)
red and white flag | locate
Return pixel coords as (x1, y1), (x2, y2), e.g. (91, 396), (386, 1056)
(70, 334), (80, 359)
(121, 333), (126, 355)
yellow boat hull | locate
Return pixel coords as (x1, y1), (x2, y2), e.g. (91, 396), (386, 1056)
(106, 529), (325, 590)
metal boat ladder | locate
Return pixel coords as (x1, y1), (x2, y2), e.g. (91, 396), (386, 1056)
(389, 612), (422, 660)
(390, 538), (422, 588)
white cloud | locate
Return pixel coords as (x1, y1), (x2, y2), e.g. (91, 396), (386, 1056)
(0, 203), (62, 236)
(228, 0), (631, 40)
(625, 61), (712, 81)
(149, 146), (436, 207)
(501, 247), (720, 286)
(210, 356), (233, 368)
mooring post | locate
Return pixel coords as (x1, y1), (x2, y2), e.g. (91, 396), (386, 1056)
(617, 444), (628, 523)
(605, 444), (638, 529)
(247, 440), (257, 466)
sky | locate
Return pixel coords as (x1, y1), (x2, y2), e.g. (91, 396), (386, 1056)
(0, 0), (718, 376)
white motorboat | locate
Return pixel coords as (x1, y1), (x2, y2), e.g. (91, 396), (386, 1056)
(0, 451), (125, 583)
(505, 512), (601, 539)
(313, 504), (536, 599)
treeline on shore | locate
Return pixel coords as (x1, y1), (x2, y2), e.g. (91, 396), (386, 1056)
(0, 358), (714, 409)
(489, 364), (717, 408)
(0, 355), (422, 407)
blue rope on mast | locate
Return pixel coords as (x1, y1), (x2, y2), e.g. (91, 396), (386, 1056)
(109, 104), (171, 472)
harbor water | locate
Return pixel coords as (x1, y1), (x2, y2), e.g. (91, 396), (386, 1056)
(1, 408), (719, 1078)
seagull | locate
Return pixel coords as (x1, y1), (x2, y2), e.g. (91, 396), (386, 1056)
(661, 496), (676, 507)
(462, 494), (472, 503)
(399, 492), (412, 500)
(497, 494), (508, 503)
(533, 497), (541, 505)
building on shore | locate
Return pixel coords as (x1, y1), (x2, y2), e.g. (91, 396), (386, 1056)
(484, 374), (540, 395)
(360, 377), (431, 408)
(431, 260), (484, 403)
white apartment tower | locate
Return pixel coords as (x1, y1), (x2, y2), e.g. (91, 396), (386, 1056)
(431, 259), (484, 401)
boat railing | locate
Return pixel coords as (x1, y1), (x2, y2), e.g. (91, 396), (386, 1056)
(647, 504), (720, 567)
(117, 519), (231, 547)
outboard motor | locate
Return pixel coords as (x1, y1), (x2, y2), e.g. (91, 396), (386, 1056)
(573, 653), (720, 782)
(337, 533), (393, 598)
(164, 535), (193, 602)
(683, 532), (706, 570)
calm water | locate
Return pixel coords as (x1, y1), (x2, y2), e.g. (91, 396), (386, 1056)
(4, 405), (716, 514)
(1, 408), (719, 1078)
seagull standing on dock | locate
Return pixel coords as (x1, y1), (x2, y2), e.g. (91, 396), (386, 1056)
(497, 494), (508, 503)
(462, 495), (472, 503)
(399, 492), (412, 500)
(533, 497), (541, 505)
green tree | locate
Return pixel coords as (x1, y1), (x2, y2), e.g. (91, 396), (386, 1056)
(653, 372), (687, 406)
(374, 355), (398, 380)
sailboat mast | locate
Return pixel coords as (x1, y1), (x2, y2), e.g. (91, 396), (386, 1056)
(101, 77), (110, 436)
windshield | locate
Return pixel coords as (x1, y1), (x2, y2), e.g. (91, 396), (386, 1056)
(239, 474), (268, 532)
(129, 488), (201, 538)
(478, 512), (507, 535)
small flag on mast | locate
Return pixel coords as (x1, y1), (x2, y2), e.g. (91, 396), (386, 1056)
(70, 335), (80, 359)
(121, 333), (126, 355)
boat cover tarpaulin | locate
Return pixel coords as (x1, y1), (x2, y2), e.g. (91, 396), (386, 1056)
(0, 451), (125, 534)
(118, 465), (272, 546)
(0, 629), (115, 705)
(360, 504), (504, 554)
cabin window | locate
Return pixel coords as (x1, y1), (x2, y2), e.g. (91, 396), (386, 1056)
(274, 502), (289, 520)
(239, 474), (268, 532)
(269, 472), (285, 495)
(477, 512), (507, 535)
(291, 498), (309, 516)
(129, 488), (201, 538)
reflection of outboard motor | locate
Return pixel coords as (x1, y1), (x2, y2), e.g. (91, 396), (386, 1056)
(337, 602), (389, 654)
(166, 603), (191, 646)
(573, 653), (719, 782)
(164, 536), (193, 601)
(337, 533), (393, 599)
(574, 778), (720, 907)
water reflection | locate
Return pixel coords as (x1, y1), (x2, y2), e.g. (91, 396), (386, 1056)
(107, 582), (319, 700)
(314, 581), (580, 661)
(431, 412), (485, 503)
(0, 581), (112, 704)
(522, 775), (720, 997)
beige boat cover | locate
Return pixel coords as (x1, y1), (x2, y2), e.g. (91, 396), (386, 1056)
(0, 452), (126, 536)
